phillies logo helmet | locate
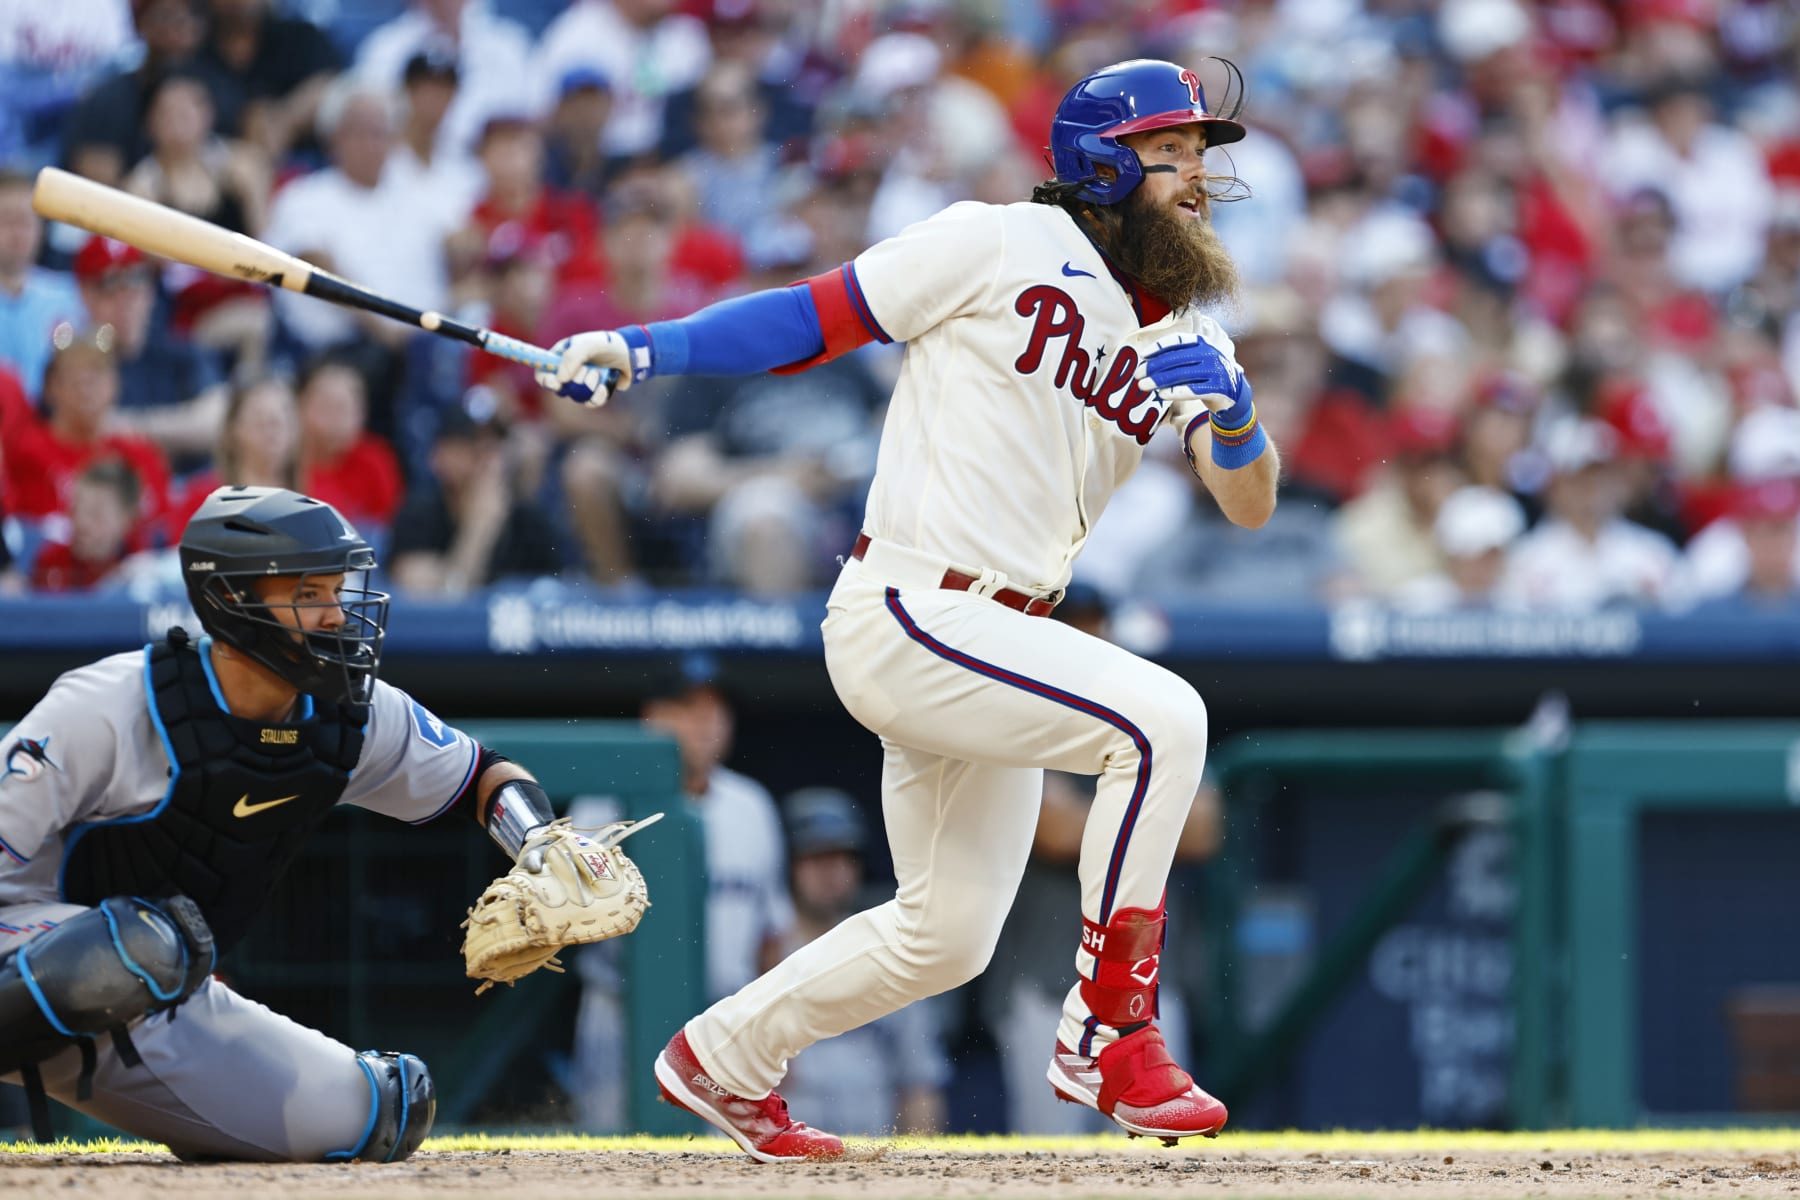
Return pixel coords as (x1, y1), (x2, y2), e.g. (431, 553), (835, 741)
(1048, 59), (1246, 205)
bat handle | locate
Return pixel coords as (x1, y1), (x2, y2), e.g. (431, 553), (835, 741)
(477, 330), (621, 390)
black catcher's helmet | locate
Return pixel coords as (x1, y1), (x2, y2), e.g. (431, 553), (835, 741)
(179, 486), (389, 704)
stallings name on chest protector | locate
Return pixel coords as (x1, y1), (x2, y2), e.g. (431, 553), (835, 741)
(58, 635), (366, 951)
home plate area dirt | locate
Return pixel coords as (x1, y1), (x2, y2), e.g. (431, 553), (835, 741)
(5, 1143), (1800, 1200)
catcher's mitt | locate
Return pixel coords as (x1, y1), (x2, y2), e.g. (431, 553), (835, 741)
(462, 812), (664, 994)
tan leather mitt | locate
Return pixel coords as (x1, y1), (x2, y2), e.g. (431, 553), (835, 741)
(461, 813), (664, 994)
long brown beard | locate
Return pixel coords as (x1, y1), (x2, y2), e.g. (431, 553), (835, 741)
(1091, 185), (1240, 312)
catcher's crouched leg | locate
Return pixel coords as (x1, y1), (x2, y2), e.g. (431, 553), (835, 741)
(327, 1051), (436, 1163)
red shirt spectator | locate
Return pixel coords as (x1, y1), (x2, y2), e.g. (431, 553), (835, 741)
(0, 337), (171, 545)
(462, 118), (604, 290)
(294, 359), (403, 529)
(29, 459), (142, 592)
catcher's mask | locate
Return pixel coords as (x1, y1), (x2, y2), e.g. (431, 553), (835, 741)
(179, 486), (389, 704)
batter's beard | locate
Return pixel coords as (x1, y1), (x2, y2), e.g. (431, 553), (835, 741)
(1095, 187), (1240, 313)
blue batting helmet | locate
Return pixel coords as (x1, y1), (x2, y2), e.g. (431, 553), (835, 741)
(1049, 59), (1246, 205)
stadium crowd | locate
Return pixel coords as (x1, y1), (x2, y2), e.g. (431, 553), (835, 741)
(1, 0), (1797, 615)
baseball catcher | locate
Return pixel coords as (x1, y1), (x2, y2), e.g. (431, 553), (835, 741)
(0, 486), (658, 1160)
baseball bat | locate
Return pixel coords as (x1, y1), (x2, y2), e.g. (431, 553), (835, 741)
(31, 166), (582, 377)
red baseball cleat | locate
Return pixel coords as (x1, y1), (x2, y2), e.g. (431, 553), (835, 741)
(654, 1029), (846, 1163)
(1048, 1026), (1229, 1144)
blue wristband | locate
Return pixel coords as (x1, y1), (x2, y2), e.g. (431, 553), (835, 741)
(1211, 419), (1269, 470)
(618, 324), (668, 381)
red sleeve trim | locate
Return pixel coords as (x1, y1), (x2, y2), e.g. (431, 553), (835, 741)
(771, 264), (885, 376)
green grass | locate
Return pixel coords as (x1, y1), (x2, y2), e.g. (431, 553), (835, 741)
(6, 1129), (1800, 1157)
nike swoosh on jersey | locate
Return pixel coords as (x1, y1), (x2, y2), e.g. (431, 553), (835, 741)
(233, 793), (301, 818)
(1061, 262), (1097, 278)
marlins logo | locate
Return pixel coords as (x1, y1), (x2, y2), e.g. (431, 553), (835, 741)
(1, 736), (58, 785)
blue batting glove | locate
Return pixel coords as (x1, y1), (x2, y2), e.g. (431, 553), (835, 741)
(1135, 332), (1254, 430)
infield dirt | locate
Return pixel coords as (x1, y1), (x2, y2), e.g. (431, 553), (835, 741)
(6, 1145), (1800, 1199)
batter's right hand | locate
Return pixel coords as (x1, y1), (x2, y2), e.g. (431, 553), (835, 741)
(536, 331), (633, 408)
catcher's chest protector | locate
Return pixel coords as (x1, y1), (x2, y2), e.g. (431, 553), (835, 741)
(60, 634), (365, 951)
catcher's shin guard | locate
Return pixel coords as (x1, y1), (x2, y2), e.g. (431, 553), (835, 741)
(0, 895), (215, 1140)
(328, 1051), (436, 1163)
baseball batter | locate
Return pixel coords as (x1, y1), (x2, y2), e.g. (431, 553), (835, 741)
(0, 486), (652, 1160)
(542, 59), (1278, 1160)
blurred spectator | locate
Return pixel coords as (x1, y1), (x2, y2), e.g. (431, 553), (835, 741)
(1335, 407), (1467, 597)
(675, 60), (781, 247)
(1318, 209), (1468, 391)
(640, 652), (793, 1001)
(0, 168), (86, 397)
(1675, 410), (1800, 608)
(387, 399), (562, 595)
(657, 0), (818, 161)
(385, 48), (484, 242)
(1135, 287), (1351, 602)
(28, 458), (140, 592)
(1596, 379), (1686, 546)
(858, 30), (1015, 241)
(73, 235), (228, 463)
(0, 333), (170, 542)
(1458, 371), (1543, 514)
(262, 78), (459, 351)
(356, 0), (543, 159)
(978, 587), (1223, 1133)
(293, 356), (403, 531)
(541, 67), (613, 198)
(1599, 75), (1775, 294)
(452, 115), (601, 293)
(772, 786), (950, 1137)
(462, 242), (558, 426)
(123, 69), (270, 236)
(535, 0), (710, 159)
(0, 0), (135, 167)
(549, 179), (723, 587)
(190, 0), (342, 164)
(61, 0), (205, 188)
(1501, 419), (1678, 611)
(165, 373), (298, 538)
(653, 338), (884, 595)
(1730, 481), (1800, 610)
(1395, 485), (1528, 612)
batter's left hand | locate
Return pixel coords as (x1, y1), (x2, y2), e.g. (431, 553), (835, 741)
(534, 332), (630, 408)
(1136, 333), (1252, 426)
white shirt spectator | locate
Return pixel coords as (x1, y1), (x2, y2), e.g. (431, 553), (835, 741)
(696, 765), (794, 1003)
(1600, 115), (1775, 293)
(356, 1), (545, 158)
(1500, 516), (1678, 611)
(262, 163), (463, 348)
(384, 141), (484, 227)
(1671, 517), (1800, 606)
(1209, 127), (1308, 286)
(535, 0), (710, 158)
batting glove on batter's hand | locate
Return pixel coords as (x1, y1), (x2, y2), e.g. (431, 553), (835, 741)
(461, 812), (664, 994)
(535, 330), (641, 408)
(1135, 332), (1254, 429)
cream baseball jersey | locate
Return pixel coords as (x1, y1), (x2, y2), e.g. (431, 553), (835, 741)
(0, 640), (478, 907)
(835, 200), (1239, 594)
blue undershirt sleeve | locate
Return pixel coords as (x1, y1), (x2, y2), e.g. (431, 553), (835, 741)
(625, 285), (826, 378)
